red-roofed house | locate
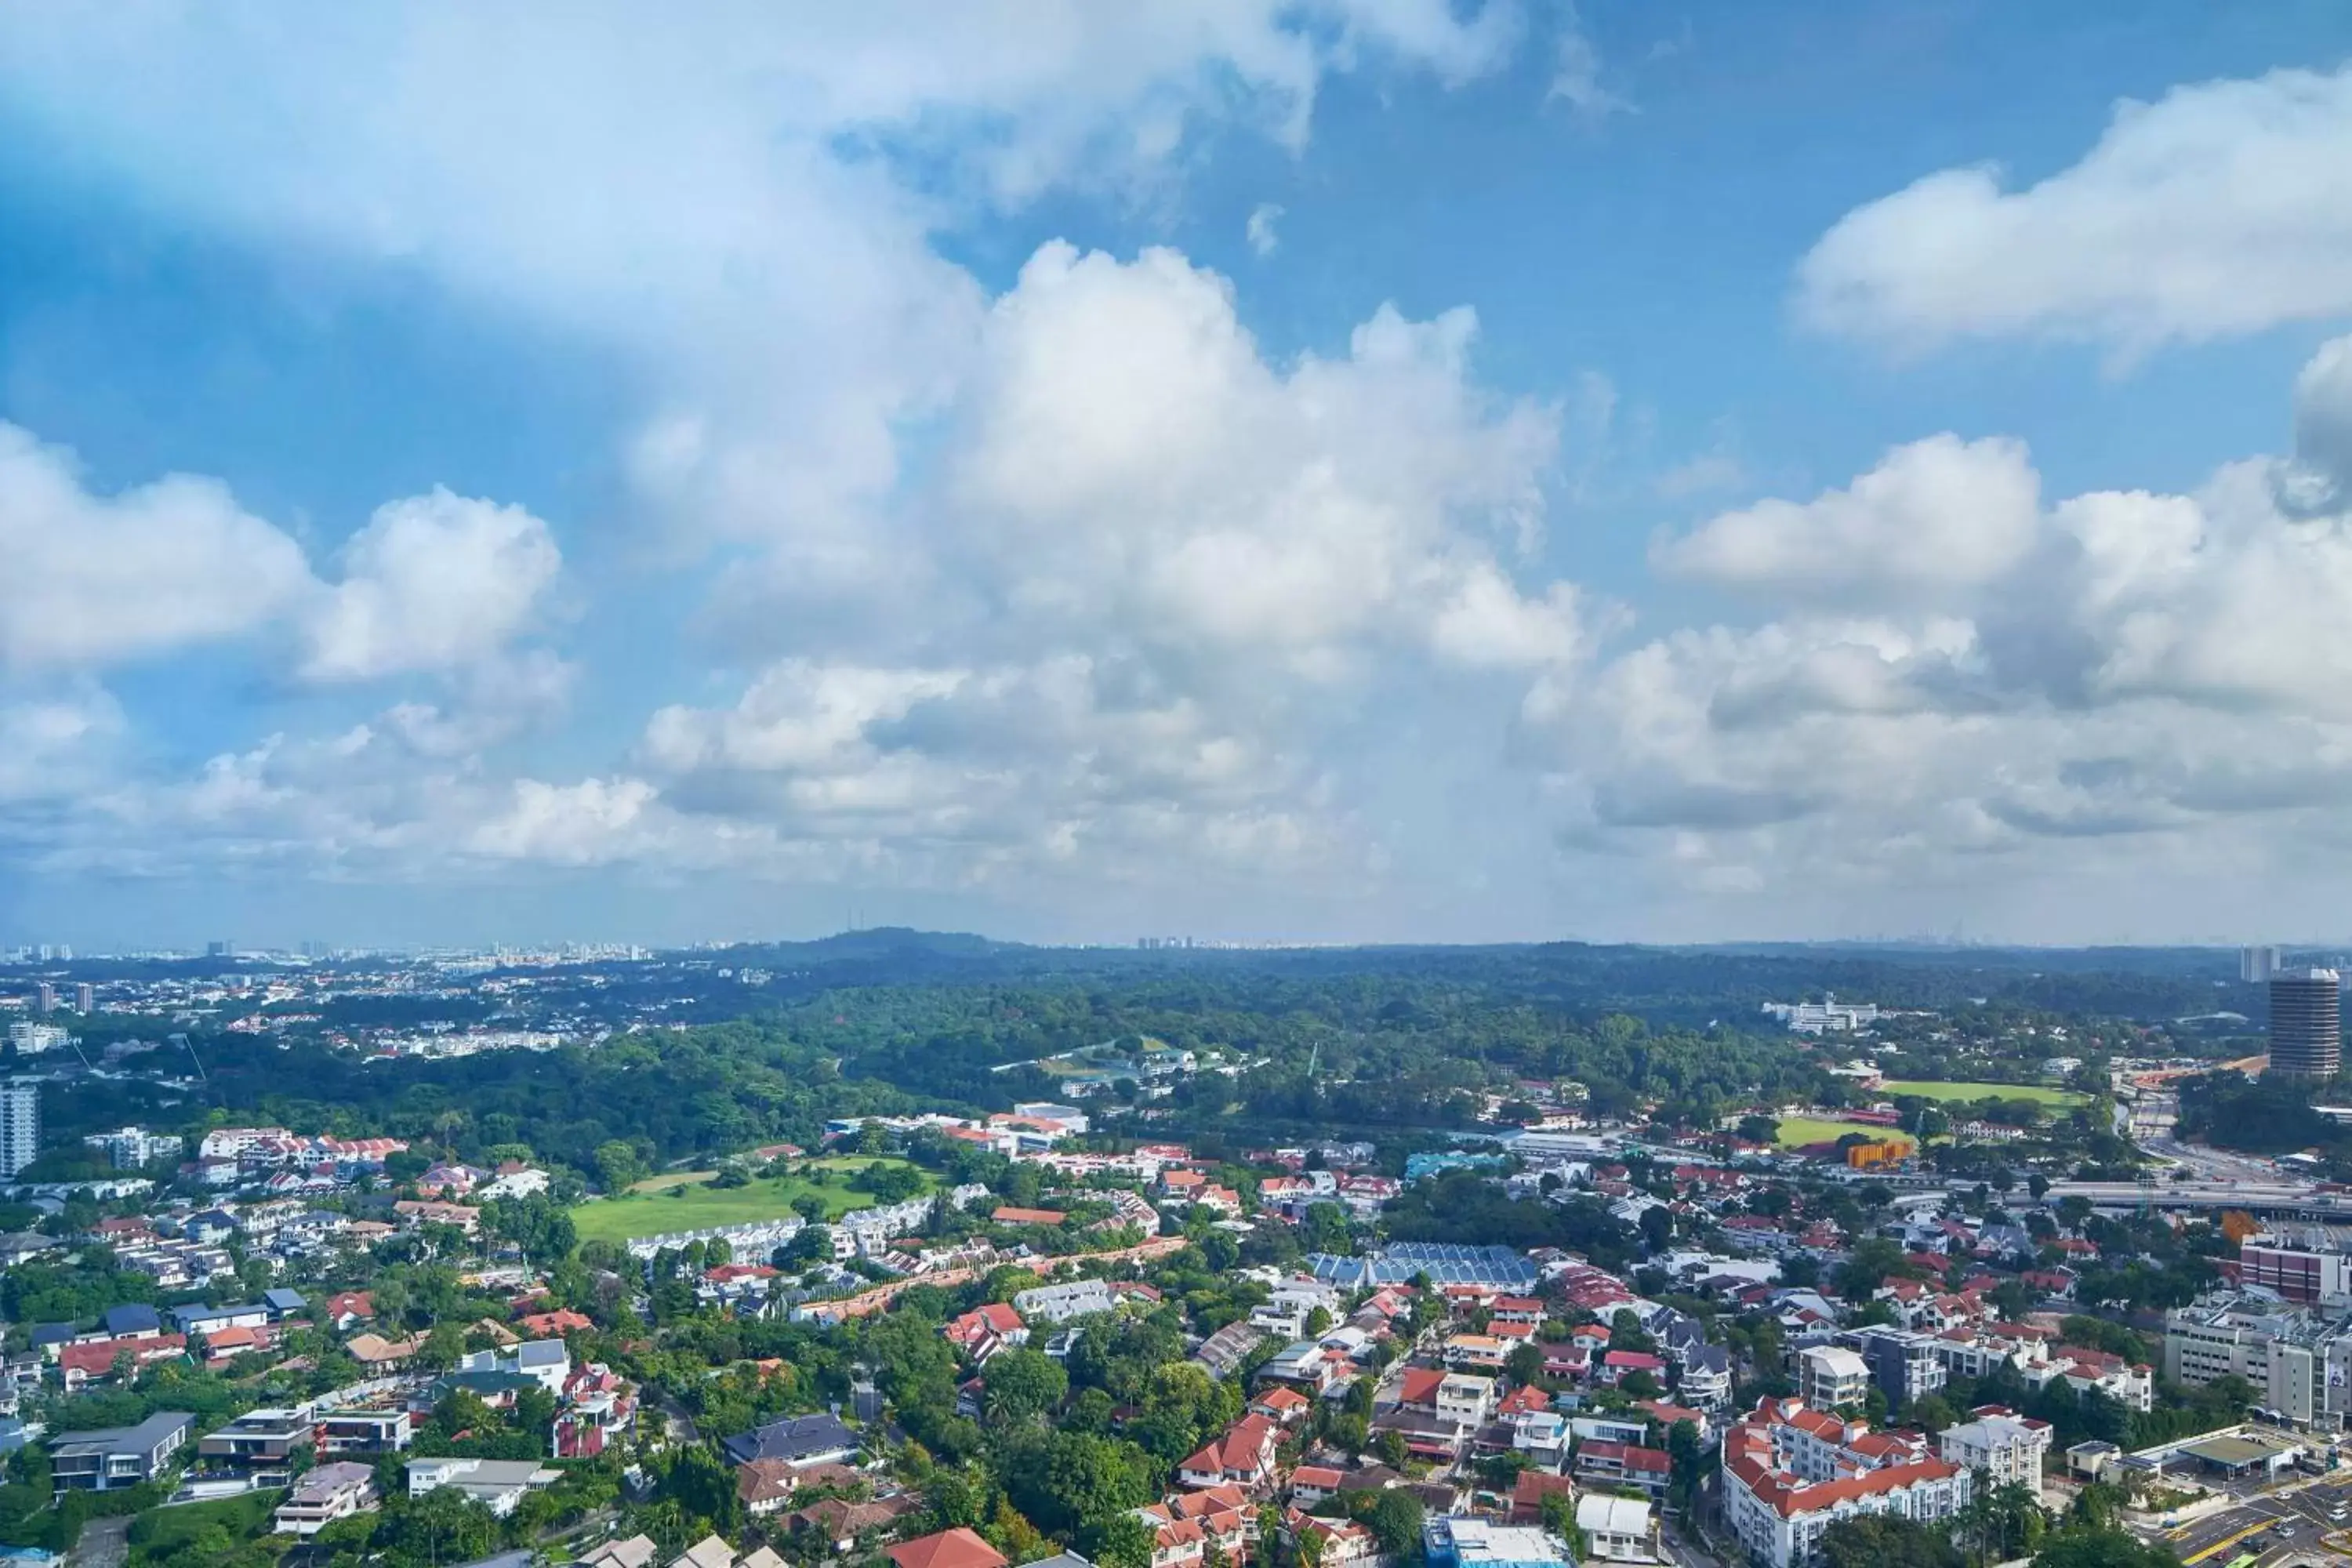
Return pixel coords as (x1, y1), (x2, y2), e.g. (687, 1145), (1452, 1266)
(60, 1334), (187, 1388)
(1395, 1367), (1446, 1410)
(521, 1309), (595, 1337)
(1251, 1386), (1312, 1426)
(200, 1323), (274, 1363)
(944, 1303), (1028, 1362)
(1497, 1385), (1550, 1416)
(1178, 1414), (1280, 1491)
(1539, 1343), (1590, 1381)
(1140, 1483), (1257, 1568)
(887, 1529), (1007, 1568)
(1510, 1470), (1577, 1525)
(1599, 1349), (1666, 1385)
(1573, 1439), (1671, 1496)
(323, 1292), (376, 1330)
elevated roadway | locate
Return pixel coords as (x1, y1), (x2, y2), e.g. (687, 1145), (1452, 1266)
(2044, 1179), (2348, 1218)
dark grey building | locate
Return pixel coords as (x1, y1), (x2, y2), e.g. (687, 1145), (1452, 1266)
(1837, 1326), (1947, 1407)
(719, 1411), (860, 1468)
(2268, 968), (2343, 1080)
(49, 1411), (194, 1492)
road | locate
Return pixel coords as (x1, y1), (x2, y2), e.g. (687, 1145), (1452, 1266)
(67, 1516), (129, 1568)
(2160, 1473), (2352, 1564)
(2140, 1134), (2285, 1185)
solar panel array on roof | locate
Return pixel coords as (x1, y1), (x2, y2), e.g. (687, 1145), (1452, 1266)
(1304, 1243), (1538, 1290)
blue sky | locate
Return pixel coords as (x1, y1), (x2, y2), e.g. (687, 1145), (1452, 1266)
(5, 2), (2352, 949)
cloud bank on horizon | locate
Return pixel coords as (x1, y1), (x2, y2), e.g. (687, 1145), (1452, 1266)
(4, 5), (2352, 946)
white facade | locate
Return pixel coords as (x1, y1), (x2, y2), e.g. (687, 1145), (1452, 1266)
(1722, 1461), (1970, 1568)
(480, 1166), (551, 1199)
(1435, 1372), (1497, 1430)
(1939, 1409), (2053, 1500)
(84, 1127), (183, 1169)
(1574, 1496), (1655, 1563)
(5, 1022), (66, 1054)
(1721, 1401), (1970, 1568)
(457, 1339), (572, 1396)
(405, 1457), (559, 1517)
(0, 1082), (36, 1178)
(1761, 998), (1880, 1034)
(275, 1462), (377, 1535)
(1799, 1346), (1870, 1411)
(1015, 1279), (1117, 1323)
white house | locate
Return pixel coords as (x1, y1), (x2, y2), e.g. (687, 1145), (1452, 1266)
(457, 1338), (572, 1396)
(405, 1457), (560, 1517)
(1014, 1279), (1116, 1324)
(1575, 1495), (1657, 1563)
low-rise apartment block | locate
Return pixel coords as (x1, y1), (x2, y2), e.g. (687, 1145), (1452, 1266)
(1937, 1406), (2053, 1500)
(1721, 1399), (1970, 1568)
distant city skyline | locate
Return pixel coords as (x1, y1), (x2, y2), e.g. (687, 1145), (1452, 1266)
(6, 9), (2352, 943)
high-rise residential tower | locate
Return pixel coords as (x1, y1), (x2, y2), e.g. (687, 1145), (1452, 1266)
(2268, 967), (2343, 1080)
(0, 1082), (37, 1178)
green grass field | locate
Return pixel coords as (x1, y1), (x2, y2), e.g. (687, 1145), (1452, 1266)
(1775, 1116), (1915, 1149)
(1879, 1079), (2088, 1106)
(571, 1156), (934, 1243)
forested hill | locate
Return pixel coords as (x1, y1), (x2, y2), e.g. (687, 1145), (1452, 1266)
(26, 934), (2220, 1179)
(691, 932), (2245, 1027)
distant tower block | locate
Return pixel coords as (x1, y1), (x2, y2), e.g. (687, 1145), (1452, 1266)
(2241, 946), (2282, 984)
(2267, 967), (2343, 1080)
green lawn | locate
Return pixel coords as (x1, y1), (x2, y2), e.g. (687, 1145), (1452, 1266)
(572, 1156), (935, 1243)
(1879, 1079), (2088, 1106)
(1775, 1116), (1915, 1149)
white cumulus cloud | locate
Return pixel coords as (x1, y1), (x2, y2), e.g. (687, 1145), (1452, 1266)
(1654, 434), (2041, 607)
(301, 488), (563, 683)
(1798, 64), (2352, 352)
(0, 423), (315, 671)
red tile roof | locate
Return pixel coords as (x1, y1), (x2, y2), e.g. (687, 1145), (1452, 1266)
(887, 1530), (1007, 1568)
(1728, 1453), (1962, 1519)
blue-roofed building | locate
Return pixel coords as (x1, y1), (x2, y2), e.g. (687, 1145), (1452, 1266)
(263, 1289), (307, 1318)
(1305, 1243), (1539, 1292)
(175, 1304), (269, 1336)
(29, 1324), (76, 1352)
(1403, 1151), (1506, 1184)
(100, 1305), (162, 1340)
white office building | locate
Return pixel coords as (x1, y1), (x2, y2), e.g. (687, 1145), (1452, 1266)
(6, 1022), (67, 1055)
(1761, 996), (1881, 1034)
